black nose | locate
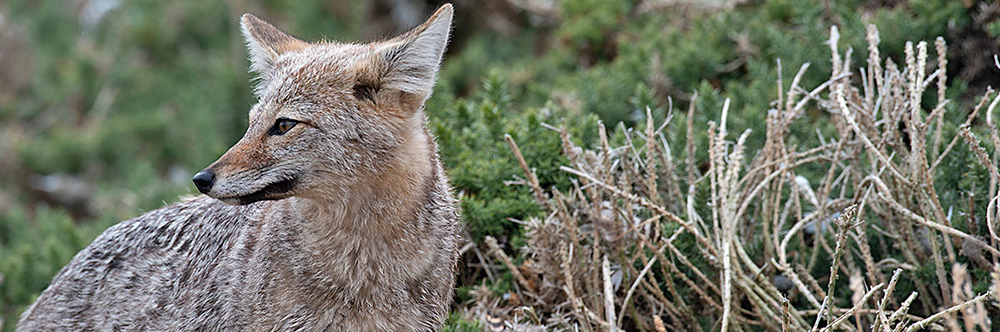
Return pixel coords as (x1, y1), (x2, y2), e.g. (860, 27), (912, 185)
(192, 170), (215, 194)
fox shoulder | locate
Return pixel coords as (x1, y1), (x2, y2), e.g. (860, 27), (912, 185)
(18, 197), (256, 330)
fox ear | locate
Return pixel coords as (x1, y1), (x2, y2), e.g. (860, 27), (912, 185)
(240, 13), (307, 89)
(363, 4), (452, 103)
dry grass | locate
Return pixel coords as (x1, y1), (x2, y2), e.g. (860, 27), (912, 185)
(467, 25), (1000, 331)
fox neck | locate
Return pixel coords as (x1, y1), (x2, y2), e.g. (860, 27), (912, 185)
(292, 123), (435, 271)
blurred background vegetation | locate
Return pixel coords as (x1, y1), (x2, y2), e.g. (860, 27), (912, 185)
(1, 0), (998, 330)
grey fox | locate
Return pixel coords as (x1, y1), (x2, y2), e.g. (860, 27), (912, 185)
(18, 4), (459, 331)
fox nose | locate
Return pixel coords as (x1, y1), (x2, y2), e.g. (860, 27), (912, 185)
(192, 170), (215, 194)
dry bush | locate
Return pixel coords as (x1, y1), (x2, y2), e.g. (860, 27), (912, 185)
(473, 25), (1000, 331)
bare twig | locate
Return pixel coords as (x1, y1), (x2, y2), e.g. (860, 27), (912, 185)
(904, 291), (994, 332)
(602, 256), (617, 332)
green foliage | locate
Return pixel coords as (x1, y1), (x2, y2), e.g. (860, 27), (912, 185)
(0, 206), (104, 327)
(431, 73), (599, 243)
(440, 312), (481, 332)
(558, 0), (629, 62)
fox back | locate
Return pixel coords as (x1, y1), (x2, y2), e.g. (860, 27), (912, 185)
(17, 5), (460, 331)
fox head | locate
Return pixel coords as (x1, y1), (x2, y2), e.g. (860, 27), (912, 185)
(193, 5), (453, 206)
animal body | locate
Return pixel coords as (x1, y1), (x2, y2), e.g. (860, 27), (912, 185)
(18, 4), (459, 331)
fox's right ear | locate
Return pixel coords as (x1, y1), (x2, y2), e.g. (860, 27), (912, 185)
(240, 13), (307, 93)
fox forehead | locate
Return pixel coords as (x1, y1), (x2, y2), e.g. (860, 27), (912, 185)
(248, 45), (428, 129)
(240, 4), (452, 128)
(249, 43), (373, 116)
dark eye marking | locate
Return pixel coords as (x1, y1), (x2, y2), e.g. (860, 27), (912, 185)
(353, 83), (379, 103)
(268, 118), (299, 136)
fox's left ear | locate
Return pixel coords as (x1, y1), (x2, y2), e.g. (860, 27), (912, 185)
(360, 4), (452, 106)
(240, 13), (307, 92)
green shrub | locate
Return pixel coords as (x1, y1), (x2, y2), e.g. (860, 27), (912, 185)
(0, 206), (98, 327)
(440, 312), (481, 332)
(430, 73), (599, 243)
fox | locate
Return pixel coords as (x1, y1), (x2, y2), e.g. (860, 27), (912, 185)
(17, 4), (459, 331)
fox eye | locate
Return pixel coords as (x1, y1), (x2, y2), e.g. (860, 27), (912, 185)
(268, 118), (299, 136)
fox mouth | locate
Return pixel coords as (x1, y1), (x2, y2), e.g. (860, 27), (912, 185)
(217, 176), (298, 205)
